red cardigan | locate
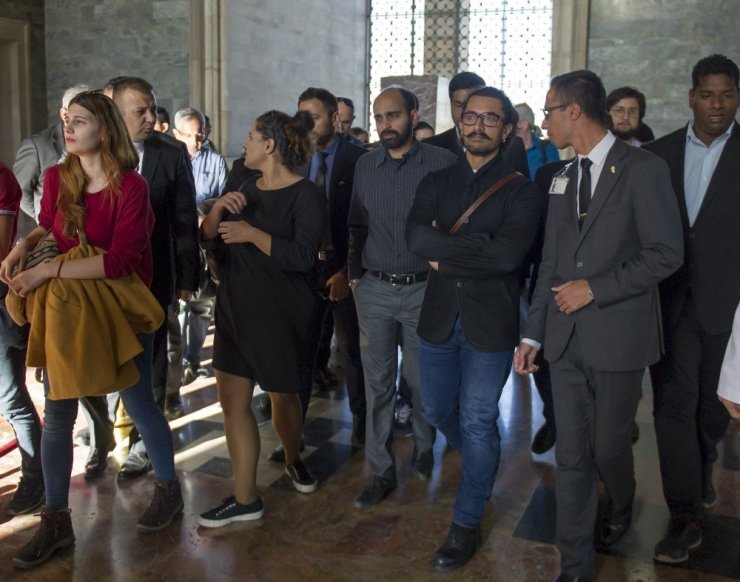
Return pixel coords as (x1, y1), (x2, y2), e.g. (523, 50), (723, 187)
(40, 165), (155, 286)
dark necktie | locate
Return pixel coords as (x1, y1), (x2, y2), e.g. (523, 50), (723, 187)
(314, 151), (328, 197)
(578, 157), (592, 228)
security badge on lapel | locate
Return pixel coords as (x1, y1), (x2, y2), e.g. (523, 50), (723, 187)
(548, 162), (572, 195)
(548, 175), (569, 195)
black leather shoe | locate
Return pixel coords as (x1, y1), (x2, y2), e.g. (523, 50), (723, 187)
(117, 451), (152, 480)
(553, 575), (590, 582)
(84, 443), (114, 480)
(431, 522), (481, 571)
(165, 394), (185, 421)
(353, 476), (396, 509)
(599, 507), (632, 547)
(531, 422), (556, 454)
(412, 448), (434, 480)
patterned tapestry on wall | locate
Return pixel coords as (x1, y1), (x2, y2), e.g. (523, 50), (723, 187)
(368, 0), (553, 138)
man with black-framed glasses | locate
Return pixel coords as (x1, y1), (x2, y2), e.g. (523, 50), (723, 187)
(515, 70), (683, 582)
(426, 72), (531, 177)
(407, 86), (541, 571)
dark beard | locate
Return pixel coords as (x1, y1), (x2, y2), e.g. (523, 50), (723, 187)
(380, 122), (413, 150)
(462, 132), (499, 157)
(611, 126), (637, 141)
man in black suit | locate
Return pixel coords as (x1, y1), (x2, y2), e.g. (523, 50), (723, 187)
(514, 70), (683, 581)
(407, 86), (541, 571)
(425, 72), (530, 177)
(296, 87), (367, 444)
(112, 77), (200, 479)
(644, 54), (740, 565)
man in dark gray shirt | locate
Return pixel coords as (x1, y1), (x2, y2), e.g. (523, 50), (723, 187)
(348, 87), (456, 509)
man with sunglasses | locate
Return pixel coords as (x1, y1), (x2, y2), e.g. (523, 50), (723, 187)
(514, 70), (683, 581)
(407, 86), (541, 571)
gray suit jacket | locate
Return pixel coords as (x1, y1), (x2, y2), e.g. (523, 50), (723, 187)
(524, 138), (683, 371)
(12, 124), (65, 236)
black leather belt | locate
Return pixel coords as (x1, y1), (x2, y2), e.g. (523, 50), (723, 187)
(368, 270), (429, 285)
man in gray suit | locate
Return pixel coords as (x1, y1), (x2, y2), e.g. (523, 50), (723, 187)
(12, 84), (89, 237)
(514, 70), (683, 582)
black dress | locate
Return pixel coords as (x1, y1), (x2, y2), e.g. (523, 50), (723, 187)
(208, 176), (327, 392)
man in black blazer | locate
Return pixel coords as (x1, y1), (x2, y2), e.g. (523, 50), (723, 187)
(515, 70), (683, 581)
(643, 54), (740, 565)
(407, 86), (541, 571)
(296, 87), (367, 444)
(112, 77), (200, 479)
(425, 71), (531, 177)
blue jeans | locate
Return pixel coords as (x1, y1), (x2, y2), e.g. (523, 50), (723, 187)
(42, 333), (176, 509)
(419, 318), (513, 528)
(0, 284), (41, 481)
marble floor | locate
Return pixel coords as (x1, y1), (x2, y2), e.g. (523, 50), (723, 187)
(0, 334), (738, 581)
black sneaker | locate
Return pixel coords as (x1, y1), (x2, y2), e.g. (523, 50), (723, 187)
(654, 516), (702, 564)
(136, 478), (184, 532)
(285, 459), (317, 493)
(13, 508), (75, 569)
(7, 476), (45, 516)
(197, 495), (264, 528)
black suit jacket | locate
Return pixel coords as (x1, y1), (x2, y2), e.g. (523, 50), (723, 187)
(407, 155), (541, 351)
(643, 123), (740, 336)
(524, 138), (683, 371)
(141, 133), (200, 306)
(321, 136), (367, 279)
(425, 127), (531, 177)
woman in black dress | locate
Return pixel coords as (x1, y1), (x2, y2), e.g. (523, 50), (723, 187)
(197, 110), (327, 527)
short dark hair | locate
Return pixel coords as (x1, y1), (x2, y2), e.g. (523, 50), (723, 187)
(691, 54), (739, 88)
(462, 86), (518, 128)
(337, 97), (355, 112)
(449, 72), (486, 98)
(155, 106), (170, 125)
(606, 86), (647, 120)
(299, 87), (338, 117)
(111, 77), (154, 103)
(550, 70), (607, 125)
(415, 120), (434, 132)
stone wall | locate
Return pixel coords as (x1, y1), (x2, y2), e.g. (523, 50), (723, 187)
(44, 0), (192, 126)
(0, 0), (46, 132)
(588, 0), (740, 139)
(224, 0), (367, 157)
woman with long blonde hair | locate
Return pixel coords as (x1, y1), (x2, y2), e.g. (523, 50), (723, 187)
(0, 92), (182, 569)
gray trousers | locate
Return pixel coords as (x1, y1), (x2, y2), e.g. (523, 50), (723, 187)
(550, 328), (642, 578)
(352, 273), (435, 480)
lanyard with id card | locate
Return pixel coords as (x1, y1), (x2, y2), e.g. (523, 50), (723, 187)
(549, 175), (569, 195)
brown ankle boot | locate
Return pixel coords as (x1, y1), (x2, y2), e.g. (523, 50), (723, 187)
(136, 478), (184, 532)
(13, 508), (75, 569)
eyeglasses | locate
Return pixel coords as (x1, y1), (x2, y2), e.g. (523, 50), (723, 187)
(460, 111), (502, 128)
(542, 103), (569, 119)
(610, 106), (640, 118)
(174, 129), (204, 140)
